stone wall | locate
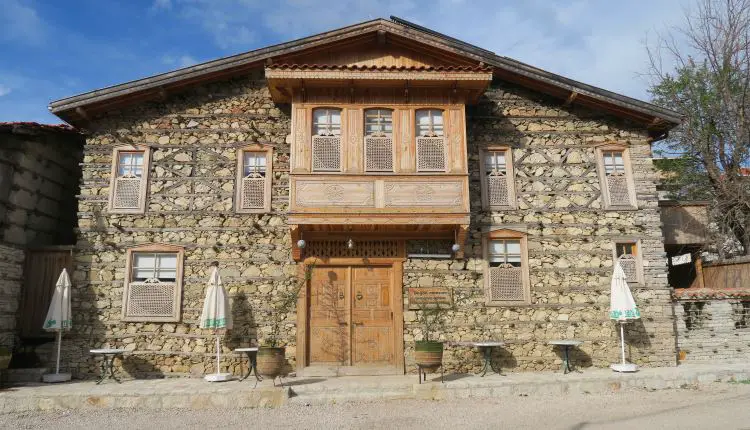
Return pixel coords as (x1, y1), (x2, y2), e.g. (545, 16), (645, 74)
(0, 124), (82, 346)
(0, 244), (24, 347)
(404, 82), (675, 372)
(72, 75), (296, 378)
(71, 74), (675, 378)
(674, 299), (750, 362)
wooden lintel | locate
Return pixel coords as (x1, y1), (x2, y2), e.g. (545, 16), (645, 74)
(563, 91), (578, 107)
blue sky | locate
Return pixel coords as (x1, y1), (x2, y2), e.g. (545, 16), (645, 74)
(0, 0), (689, 124)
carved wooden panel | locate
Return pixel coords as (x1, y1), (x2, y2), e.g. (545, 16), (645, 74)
(312, 136), (342, 172)
(383, 181), (463, 207)
(400, 109), (414, 172)
(309, 267), (349, 364)
(113, 177), (142, 209)
(351, 267), (394, 365)
(365, 136), (394, 172)
(292, 106), (309, 173)
(295, 180), (374, 207)
(347, 108), (362, 172)
(306, 240), (401, 258)
(488, 265), (524, 302)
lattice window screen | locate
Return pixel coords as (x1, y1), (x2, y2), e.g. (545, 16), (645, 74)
(606, 173), (632, 206)
(113, 177), (142, 209)
(306, 240), (400, 258)
(416, 137), (446, 172)
(241, 176), (265, 209)
(618, 255), (638, 282)
(312, 136), (341, 171)
(125, 281), (177, 319)
(487, 175), (509, 207)
(365, 136), (393, 172)
(488, 265), (524, 302)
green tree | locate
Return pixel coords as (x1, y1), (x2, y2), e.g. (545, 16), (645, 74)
(649, 0), (750, 255)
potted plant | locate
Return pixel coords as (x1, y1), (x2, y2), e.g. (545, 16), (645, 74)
(257, 265), (313, 380)
(414, 302), (452, 372)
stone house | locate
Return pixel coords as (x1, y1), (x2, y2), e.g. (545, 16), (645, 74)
(0, 122), (83, 353)
(48, 18), (682, 378)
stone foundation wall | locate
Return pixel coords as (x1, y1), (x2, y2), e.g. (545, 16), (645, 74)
(0, 244), (24, 345)
(675, 299), (750, 362)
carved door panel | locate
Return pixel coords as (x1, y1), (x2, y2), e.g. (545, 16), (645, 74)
(309, 267), (350, 364)
(351, 266), (394, 365)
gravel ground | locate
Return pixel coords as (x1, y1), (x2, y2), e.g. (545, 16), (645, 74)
(5, 383), (750, 430)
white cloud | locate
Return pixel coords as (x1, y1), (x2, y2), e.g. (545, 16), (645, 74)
(0, 0), (44, 45)
(151, 0), (172, 11)
(152, 0), (692, 102)
(162, 54), (199, 68)
(0, 84), (10, 97)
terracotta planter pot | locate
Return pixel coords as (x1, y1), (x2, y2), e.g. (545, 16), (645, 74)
(257, 346), (285, 378)
(414, 341), (443, 371)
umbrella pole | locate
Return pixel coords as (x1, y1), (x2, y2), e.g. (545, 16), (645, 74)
(620, 322), (626, 365)
(55, 330), (62, 374)
(215, 334), (221, 375)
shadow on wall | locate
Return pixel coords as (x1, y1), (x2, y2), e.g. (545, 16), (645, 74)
(121, 355), (165, 379)
(228, 292), (258, 350)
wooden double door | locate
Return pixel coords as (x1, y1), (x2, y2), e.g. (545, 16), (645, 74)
(308, 265), (398, 368)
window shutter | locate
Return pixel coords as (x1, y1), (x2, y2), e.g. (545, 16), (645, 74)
(124, 280), (178, 319)
(241, 174), (265, 209)
(619, 254), (638, 282)
(365, 136), (393, 172)
(416, 136), (446, 172)
(113, 175), (142, 209)
(488, 264), (524, 302)
(312, 135), (341, 171)
(606, 173), (632, 206)
(487, 174), (509, 207)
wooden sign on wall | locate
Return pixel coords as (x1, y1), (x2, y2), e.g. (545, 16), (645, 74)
(408, 287), (452, 309)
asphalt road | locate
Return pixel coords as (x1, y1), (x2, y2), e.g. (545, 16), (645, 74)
(5, 383), (750, 430)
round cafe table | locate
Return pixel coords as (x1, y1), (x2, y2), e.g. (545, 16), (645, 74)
(548, 340), (583, 374)
(90, 348), (126, 384)
(235, 347), (262, 382)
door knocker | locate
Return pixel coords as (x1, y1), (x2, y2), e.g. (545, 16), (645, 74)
(356, 292), (363, 300)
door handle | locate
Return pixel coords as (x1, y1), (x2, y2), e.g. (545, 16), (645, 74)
(356, 292), (363, 300)
(338, 322), (348, 326)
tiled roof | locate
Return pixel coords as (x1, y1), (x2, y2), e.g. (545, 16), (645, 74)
(265, 63), (493, 72)
(673, 288), (750, 300)
(0, 122), (78, 134)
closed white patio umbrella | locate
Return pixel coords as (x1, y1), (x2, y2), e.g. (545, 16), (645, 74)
(609, 258), (641, 373)
(42, 268), (73, 383)
(200, 265), (234, 382)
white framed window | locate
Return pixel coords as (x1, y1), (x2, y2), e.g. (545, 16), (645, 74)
(484, 230), (530, 305)
(597, 146), (636, 209)
(480, 147), (516, 209)
(108, 145), (151, 214)
(312, 108), (342, 172)
(364, 108), (394, 172)
(415, 109), (446, 172)
(236, 145), (272, 213)
(122, 244), (184, 322)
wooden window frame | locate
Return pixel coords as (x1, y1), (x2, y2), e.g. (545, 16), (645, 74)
(311, 107), (343, 173)
(480, 146), (517, 209)
(108, 144), (151, 214)
(363, 107), (395, 173)
(595, 144), (637, 210)
(612, 239), (644, 284)
(122, 243), (185, 322)
(235, 144), (273, 213)
(483, 229), (531, 306)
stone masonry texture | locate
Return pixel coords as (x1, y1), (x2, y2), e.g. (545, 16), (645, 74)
(69, 74), (676, 379)
(674, 299), (750, 362)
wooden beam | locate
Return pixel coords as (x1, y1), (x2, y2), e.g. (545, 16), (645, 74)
(563, 91), (578, 107)
(75, 107), (89, 121)
(377, 29), (387, 46)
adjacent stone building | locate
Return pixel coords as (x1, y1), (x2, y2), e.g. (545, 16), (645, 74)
(0, 122), (83, 350)
(48, 18), (682, 378)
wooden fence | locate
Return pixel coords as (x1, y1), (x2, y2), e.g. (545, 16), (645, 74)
(692, 256), (750, 290)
